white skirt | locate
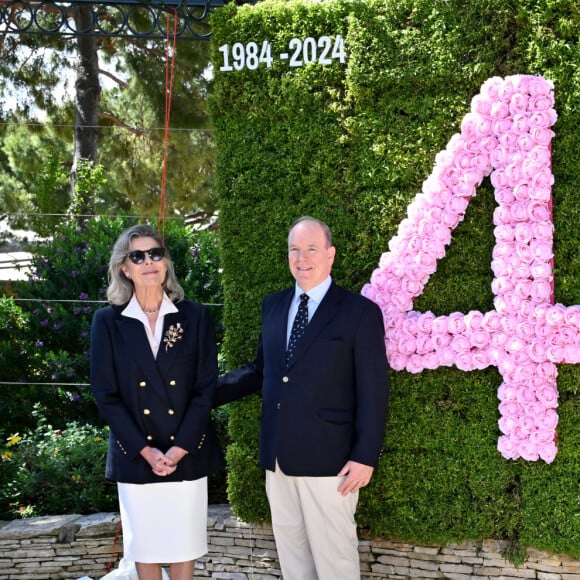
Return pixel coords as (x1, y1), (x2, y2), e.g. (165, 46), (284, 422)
(117, 479), (208, 563)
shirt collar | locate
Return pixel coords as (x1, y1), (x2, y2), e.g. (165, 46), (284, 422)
(122, 292), (178, 323)
(295, 276), (332, 305)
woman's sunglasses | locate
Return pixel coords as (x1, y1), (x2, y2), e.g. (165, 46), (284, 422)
(125, 247), (166, 265)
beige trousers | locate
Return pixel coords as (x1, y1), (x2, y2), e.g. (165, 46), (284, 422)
(265, 462), (360, 580)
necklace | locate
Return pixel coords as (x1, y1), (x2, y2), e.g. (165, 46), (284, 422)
(137, 299), (159, 315)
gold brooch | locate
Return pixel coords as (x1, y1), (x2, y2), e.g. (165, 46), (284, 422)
(163, 323), (183, 351)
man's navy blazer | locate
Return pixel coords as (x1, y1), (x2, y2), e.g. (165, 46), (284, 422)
(90, 300), (223, 484)
(215, 281), (390, 477)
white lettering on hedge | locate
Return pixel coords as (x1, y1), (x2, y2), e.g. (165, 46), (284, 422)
(217, 35), (346, 71)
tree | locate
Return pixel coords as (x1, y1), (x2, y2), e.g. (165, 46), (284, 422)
(0, 5), (216, 232)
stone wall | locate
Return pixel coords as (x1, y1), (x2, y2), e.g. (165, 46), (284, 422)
(0, 505), (578, 580)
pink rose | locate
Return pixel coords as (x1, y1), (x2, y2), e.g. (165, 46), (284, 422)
(564, 306), (580, 327)
(514, 280), (532, 299)
(528, 76), (553, 96)
(481, 76), (503, 99)
(510, 202), (531, 222)
(491, 276), (513, 295)
(529, 110), (556, 129)
(451, 334), (471, 353)
(478, 136), (498, 153)
(516, 321), (535, 339)
(455, 352), (474, 371)
(472, 350), (491, 369)
(497, 435), (520, 460)
(423, 352), (440, 370)
(537, 409), (559, 430)
(417, 312), (436, 333)
(493, 206), (511, 225)
(482, 310), (503, 332)
(494, 224), (515, 242)
(530, 429), (554, 445)
(498, 130), (519, 149)
(513, 183), (530, 201)
(398, 334), (417, 356)
(521, 201), (551, 222)
(515, 243), (533, 264)
(491, 101), (509, 119)
(538, 441), (557, 464)
(514, 264), (531, 279)
(535, 384), (559, 407)
(529, 280), (552, 302)
(499, 416), (517, 435)
(530, 127), (555, 147)
(438, 347), (456, 367)
(529, 145), (551, 165)
(517, 133), (535, 152)
(516, 386), (537, 404)
(499, 401), (521, 417)
(531, 168), (554, 189)
(533, 221), (554, 241)
(546, 344), (564, 363)
(498, 383), (518, 401)
(528, 94), (553, 112)
(387, 351), (408, 371)
(416, 334), (433, 355)
(432, 333), (451, 349)
(448, 312), (466, 334)
(529, 259), (552, 278)
(545, 304), (565, 326)
(509, 93), (529, 115)
(406, 354), (425, 374)
(492, 118), (512, 137)
(471, 94), (492, 115)
(494, 187), (514, 206)
(537, 361), (557, 380)
(518, 441), (539, 461)
(401, 277), (423, 297)
(513, 223), (532, 243)
(511, 113), (529, 133)
(530, 240), (553, 262)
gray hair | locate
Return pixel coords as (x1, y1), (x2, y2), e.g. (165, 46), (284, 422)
(288, 216), (333, 248)
(106, 224), (185, 305)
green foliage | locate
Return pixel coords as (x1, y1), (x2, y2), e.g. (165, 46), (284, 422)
(0, 405), (117, 520)
(209, 0), (580, 557)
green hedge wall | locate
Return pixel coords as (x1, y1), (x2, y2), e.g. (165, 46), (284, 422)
(209, 0), (580, 557)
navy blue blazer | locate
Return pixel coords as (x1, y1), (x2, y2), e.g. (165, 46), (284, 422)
(215, 281), (390, 477)
(90, 299), (224, 484)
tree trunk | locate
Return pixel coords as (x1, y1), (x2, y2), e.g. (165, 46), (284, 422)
(70, 4), (101, 222)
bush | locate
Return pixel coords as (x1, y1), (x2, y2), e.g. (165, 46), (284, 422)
(0, 405), (118, 520)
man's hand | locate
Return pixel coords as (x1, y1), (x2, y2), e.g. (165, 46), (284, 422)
(337, 460), (374, 497)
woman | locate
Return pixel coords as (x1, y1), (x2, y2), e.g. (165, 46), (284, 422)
(90, 224), (223, 580)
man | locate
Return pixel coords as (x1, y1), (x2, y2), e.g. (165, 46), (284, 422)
(215, 216), (390, 580)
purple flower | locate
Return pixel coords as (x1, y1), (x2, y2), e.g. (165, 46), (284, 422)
(79, 292), (89, 300)
(73, 308), (81, 315)
(71, 270), (78, 278)
(40, 319), (49, 327)
(53, 323), (61, 330)
(83, 307), (91, 314)
(35, 341), (44, 347)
